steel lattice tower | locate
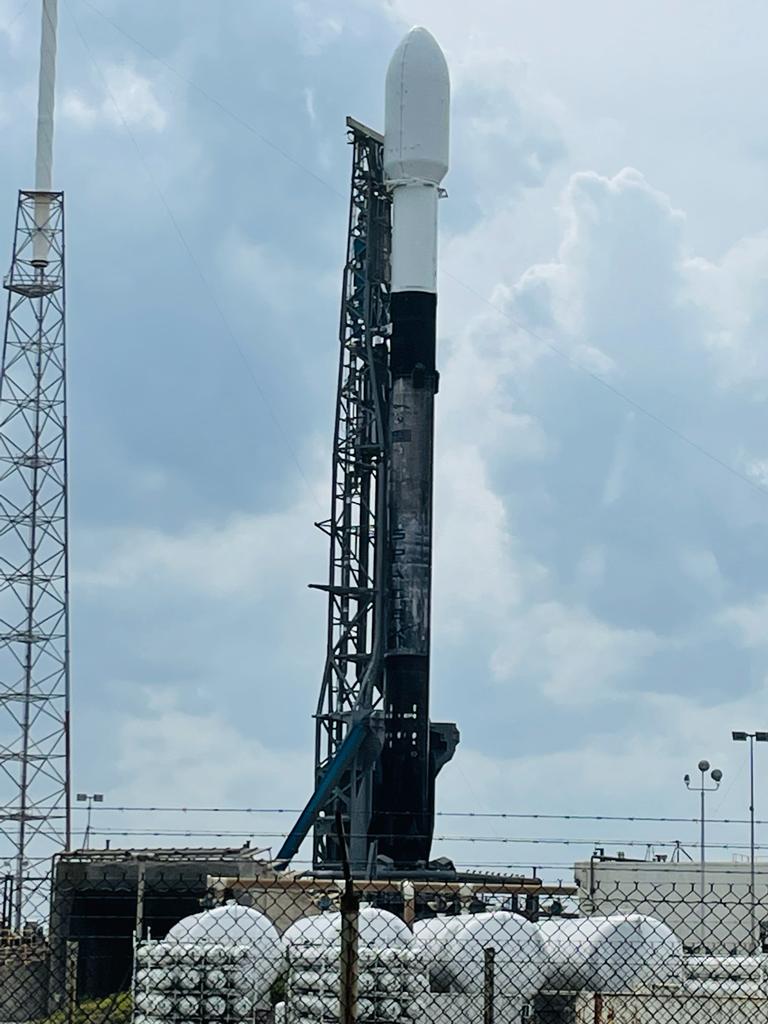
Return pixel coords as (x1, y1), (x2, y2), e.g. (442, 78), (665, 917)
(312, 120), (391, 872)
(0, 0), (70, 931)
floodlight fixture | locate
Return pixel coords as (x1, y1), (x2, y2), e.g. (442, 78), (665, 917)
(731, 729), (768, 951)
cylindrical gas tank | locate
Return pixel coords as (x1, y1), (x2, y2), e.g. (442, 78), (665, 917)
(283, 907), (413, 955)
(444, 911), (545, 999)
(166, 904), (282, 998)
(539, 914), (682, 992)
(413, 915), (469, 990)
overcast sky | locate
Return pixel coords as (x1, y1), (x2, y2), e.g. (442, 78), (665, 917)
(3, 0), (768, 879)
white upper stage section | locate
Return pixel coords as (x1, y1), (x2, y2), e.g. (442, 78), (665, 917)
(384, 27), (450, 186)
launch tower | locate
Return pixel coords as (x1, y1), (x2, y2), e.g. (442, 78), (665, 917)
(311, 120), (391, 874)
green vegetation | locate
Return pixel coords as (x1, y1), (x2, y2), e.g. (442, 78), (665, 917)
(36, 991), (132, 1024)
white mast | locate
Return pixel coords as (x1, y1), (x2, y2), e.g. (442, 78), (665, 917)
(32, 0), (58, 265)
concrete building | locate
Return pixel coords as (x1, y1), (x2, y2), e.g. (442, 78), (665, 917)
(575, 853), (768, 954)
(49, 846), (278, 1005)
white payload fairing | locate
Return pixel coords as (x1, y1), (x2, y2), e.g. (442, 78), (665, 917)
(384, 27), (450, 292)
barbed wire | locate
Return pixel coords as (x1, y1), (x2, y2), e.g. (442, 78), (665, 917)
(76, 828), (768, 851)
(45, 805), (768, 826)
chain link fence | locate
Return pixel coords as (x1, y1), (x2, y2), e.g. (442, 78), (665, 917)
(4, 852), (768, 1023)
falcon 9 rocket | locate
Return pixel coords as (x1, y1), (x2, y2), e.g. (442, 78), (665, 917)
(373, 27), (450, 865)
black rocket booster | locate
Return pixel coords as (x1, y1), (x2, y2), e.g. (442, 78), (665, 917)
(373, 27), (450, 866)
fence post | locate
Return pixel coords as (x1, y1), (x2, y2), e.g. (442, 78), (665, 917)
(340, 877), (359, 1024)
(401, 880), (415, 927)
(135, 859), (147, 940)
(65, 939), (78, 1024)
(336, 810), (359, 1024)
(483, 946), (495, 1024)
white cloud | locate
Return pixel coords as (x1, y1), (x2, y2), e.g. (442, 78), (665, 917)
(303, 86), (316, 124)
(432, 677), (768, 869)
(686, 234), (768, 391)
(218, 232), (311, 315)
(431, 151), (768, 732)
(491, 601), (660, 705)
(452, 47), (565, 209)
(99, 688), (309, 858)
(76, 496), (319, 598)
(434, 442), (538, 642)
(0, 0), (28, 47)
(62, 64), (167, 133)
(744, 457), (768, 490)
(719, 597), (768, 650)
(292, 1), (344, 55)
(602, 413), (635, 505)
(115, 688), (305, 807)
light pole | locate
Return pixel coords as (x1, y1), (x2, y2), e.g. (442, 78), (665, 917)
(685, 760), (722, 952)
(732, 731), (768, 952)
(76, 793), (104, 850)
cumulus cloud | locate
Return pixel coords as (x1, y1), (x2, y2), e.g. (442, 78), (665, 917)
(491, 602), (660, 705)
(0, 0), (28, 46)
(687, 235), (768, 392)
(62, 64), (167, 132)
(78, 509), (313, 596)
(429, 153), (768, 756)
(452, 48), (565, 208)
(719, 596), (768, 650)
(218, 231), (326, 317)
(292, 1), (344, 55)
(432, 676), (768, 870)
(115, 688), (306, 807)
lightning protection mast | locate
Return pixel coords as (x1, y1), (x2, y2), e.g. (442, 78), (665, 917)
(0, 0), (70, 930)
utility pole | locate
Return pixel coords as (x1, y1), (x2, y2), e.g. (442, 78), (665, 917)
(76, 793), (103, 850)
(685, 759), (722, 953)
(732, 730), (768, 952)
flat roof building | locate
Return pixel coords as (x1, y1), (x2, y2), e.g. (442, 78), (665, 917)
(575, 853), (768, 954)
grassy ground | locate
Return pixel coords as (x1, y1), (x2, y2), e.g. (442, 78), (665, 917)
(36, 991), (132, 1024)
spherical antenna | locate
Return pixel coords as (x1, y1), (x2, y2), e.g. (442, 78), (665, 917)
(698, 759), (710, 772)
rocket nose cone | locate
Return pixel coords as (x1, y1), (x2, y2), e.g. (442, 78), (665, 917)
(384, 26), (450, 185)
(402, 25), (442, 50)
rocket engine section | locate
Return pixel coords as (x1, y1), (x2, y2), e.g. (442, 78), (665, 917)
(370, 28), (453, 867)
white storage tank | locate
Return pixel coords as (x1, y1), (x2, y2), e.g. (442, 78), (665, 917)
(283, 910), (424, 1024)
(167, 903), (279, 949)
(412, 915), (470, 990)
(167, 904), (282, 1008)
(686, 955), (765, 982)
(538, 914), (683, 993)
(282, 906), (413, 954)
(443, 911), (546, 1000)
